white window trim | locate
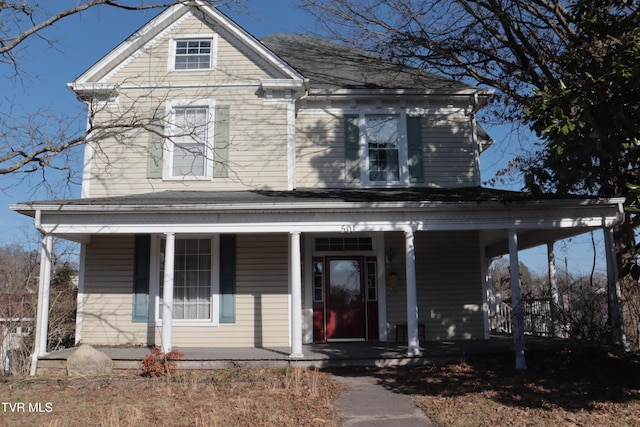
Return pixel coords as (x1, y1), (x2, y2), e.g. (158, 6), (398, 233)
(358, 110), (410, 187)
(163, 99), (216, 181)
(168, 34), (218, 72)
(150, 234), (221, 327)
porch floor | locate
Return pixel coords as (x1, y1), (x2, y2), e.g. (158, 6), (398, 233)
(38, 335), (575, 374)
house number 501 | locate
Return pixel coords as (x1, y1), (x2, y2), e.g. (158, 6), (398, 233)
(341, 225), (356, 233)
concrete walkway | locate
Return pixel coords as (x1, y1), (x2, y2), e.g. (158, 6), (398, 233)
(333, 372), (436, 427)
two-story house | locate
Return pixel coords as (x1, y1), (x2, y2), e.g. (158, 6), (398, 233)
(12, 2), (624, 369)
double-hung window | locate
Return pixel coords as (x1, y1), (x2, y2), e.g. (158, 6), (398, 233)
(159, 238), (213, 321)
(147, 234), (236, 326)
(366, 115), (401, 183)
(165, 100), (215, 179)
(344, 111), (423, 186)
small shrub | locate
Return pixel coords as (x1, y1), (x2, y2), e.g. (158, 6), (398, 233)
(139, 347), (184, 377)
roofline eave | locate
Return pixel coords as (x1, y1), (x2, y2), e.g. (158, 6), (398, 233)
(306, 88), (494, 98)
(9, 196), (626, 217)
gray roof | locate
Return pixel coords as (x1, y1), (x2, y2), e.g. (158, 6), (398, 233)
(261, 34), (479, 93)
(14, 187), (599, 213)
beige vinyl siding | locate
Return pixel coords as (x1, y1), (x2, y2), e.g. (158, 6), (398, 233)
(86, 10), (292, 197)
(423, 115), (478, 187)
(87, 94), (289, 196)
(295, 110), (479, 189)
(296, 112), (345, 188)
(384, 230), (484, 341)
(80, 235), (148, 345)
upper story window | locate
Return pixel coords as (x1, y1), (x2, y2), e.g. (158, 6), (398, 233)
(164, 99), (216, 179)
(366, 115), (401, 183)
(345, 112), (423, 186)
(170, 35), (217, 71)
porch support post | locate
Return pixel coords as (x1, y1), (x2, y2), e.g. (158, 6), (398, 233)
(404, 227), (421, 356)
(290, 232), (304, 358)
(547, 241), (561, 338)
(604, 227), (628, 350)
(37, 234), (53, 356)
(508, 229), (527, 370)
(29, 233), (53, 376)
(161, 232), (175, 353)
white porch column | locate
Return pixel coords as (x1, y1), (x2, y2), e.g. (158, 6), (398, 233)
(547, 241), (561, 338)
(405, 227), (421, 356)
(37, 234), (53, 356)
(30, 234), (53, 376)
(161, 232), (175, 353)
(604, 227), (628, 350)
(508, 229), (527, 369)
(290, 232), (304, 358)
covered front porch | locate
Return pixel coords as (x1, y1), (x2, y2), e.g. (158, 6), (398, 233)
(11, 188), (626, 374)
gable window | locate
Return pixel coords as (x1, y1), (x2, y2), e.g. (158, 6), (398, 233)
(171, 36), (216, 70)
(160, 238), (212, 321)
(164, 100), (215, 179)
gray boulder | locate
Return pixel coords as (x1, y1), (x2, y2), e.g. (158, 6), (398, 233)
(66, 344), (113, 376)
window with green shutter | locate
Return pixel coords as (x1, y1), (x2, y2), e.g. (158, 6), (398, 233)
(344, 113), (424, 186)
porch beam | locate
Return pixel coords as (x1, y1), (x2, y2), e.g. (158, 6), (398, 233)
(405, 227), (421, 356)
(290, 232), (304, 358)
(161, 232), (175, 353)
(604, 227), (628, 350)
(508, 229), (527, 370)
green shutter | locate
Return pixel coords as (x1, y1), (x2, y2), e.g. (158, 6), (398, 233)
(344, 114), (361, 184)
(147, 106), (164, 179)
(214, 105), (230, 178)
(132, 234), (151, 323)
(219, 234), (236, 323)
(406, 116), (424, 183)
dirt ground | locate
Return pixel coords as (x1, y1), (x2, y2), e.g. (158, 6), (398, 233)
(0, 347), (638, 427)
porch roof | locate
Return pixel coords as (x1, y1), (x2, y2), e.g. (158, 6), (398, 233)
(10, 186), (621, 211)
(10, 187), (624, 256)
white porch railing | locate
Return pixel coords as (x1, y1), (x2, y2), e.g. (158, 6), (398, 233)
(493, 299), (553, 337)
(495, 302), (513, 334)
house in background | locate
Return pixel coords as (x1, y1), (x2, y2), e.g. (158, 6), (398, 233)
(11, 1), (624, 370)
(0, 294), (35, 374)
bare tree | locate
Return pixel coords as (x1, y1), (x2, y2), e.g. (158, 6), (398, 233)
(0, 0), (247, 179)
(298, 0), (575, 121)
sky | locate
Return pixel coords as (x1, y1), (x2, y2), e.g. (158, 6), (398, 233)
(0, 0), (608, 277)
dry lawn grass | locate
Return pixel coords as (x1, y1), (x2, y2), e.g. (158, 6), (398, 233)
(0, 367), (344, 427)
(366, 347), (640, 427)
(1, 347), (638, 426)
